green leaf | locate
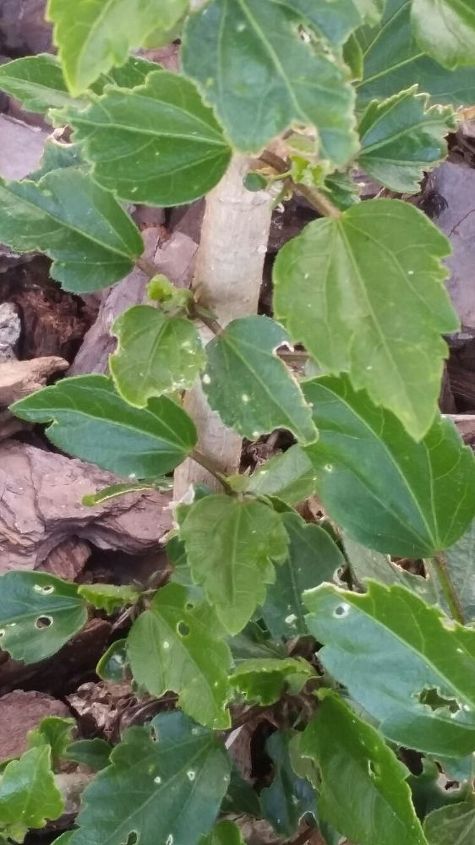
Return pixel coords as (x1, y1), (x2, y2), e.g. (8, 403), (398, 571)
(182, 0), (358, 167)
(303, 376), (475, 557)
(47, 0), (188, 94)
(411, 0), (475, 69)
(230, 656), (315, 705)
(304, 581), (475, 757)
(246, 445), (317, 505)
(201, 820), (245, 845)
(357, 0), (475, 107)
(203, 317), (316, 444)
(358, 86), (455, 192)
(281, 0), (383, 45)
(261, 731), (316, 837)
(0, 572), (87, 664)
(262, 512), (344, 639)
(274, 199), (456, 440)
(343, 533), (438, 604)
(179, 495), (289, 634)
(69, 712), (231, 845)
(442, 521), (475, 623)
(78, 583), (140, 613)
(64, 739), (112, 771)
(12, 375), (197, 479)
(66, 70), (231, 206)
(423, 796), (475, 844)
(301, 692), (426, 845)
(221, 766), (262, 817)
(111, 306), (205, 406)
(127, 583), (232, 729)
(0, 54), (76, 112)
(0, 747), (64, 841)
(27, 716), (76, 764)
(82, 479), (169, 507)
(96, 639), (129, 683)
(0, 169), (143, 294)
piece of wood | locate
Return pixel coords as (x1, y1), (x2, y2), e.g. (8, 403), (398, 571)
(0, 356), (69, 406)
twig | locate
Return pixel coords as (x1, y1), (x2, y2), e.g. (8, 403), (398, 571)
(136, 256), (160, 278)
(190, 304), (224, 336)
(258, 150), (341, 219)
(290, 827), (326, 845)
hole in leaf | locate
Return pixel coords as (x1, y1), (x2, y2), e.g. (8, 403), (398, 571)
(333, 603), (350, 618)
(127, 833), (138, 845)
(177, 621), (190, 637)
(150, 726), (158, 742)
(35, 615), (53, 629)
(34, 583), (55, 595)
(367, 760), (381, 778)
(418, 687), (460, 714)
(0, 629), (5, 638)
(185, 602), (194, 611)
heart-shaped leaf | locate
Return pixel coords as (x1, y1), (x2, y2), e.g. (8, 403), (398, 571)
(12, 375), (197, 478)
(274, 199), (456, 439)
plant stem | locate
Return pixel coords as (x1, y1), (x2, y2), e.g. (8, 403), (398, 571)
(136, 256), (159, 278)
(190, 449), (234, 494)
(430, 553), (465, 624)
(258, 149), (341, 219)
(190, 304), (223, 336)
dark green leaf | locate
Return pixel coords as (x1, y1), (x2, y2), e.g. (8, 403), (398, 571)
(221, 766), (262, 817)
(262, 512), (344, 639)
(0, 572), (87, 664)
(0, 747), (64, 841)
(280, 0), (383, 45)
(301, 692), (426, 845)
(64, 739), (112, 771)
(78, 583), (140, 613)
(230, 656), (314, 705)
(111, 306), (205, 406)
(261, 731), (316, 837)
(303, 376), (475, 557)
(0, 169), (143, 293)
(12, 375), (197, 478)
(358, 86), (455, 192)
(69, 712), (231, 845)
(411, 0), (475, 69)
(27, 716), (76, 764)
(357, 0), (475, 107)
(96, 639), (129, 683)
(246, 445), (317, 505)
(0, 54), (76, 112)
(423, 796), (475, 844)
(182, 0), (358, 166)
(66, 70), (231, 206)
(127, 583), (232, 729)
(305, 581), (475, 756)
(179, 496), (289, 634)
(442, 521), (475, 623)
(274, 200), (456, 439)
(203, 317), (316, 444)
(47, 0), (188, 94)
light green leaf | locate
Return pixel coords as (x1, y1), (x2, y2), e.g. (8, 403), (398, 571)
(262, 512), (344, 639)
(111, 306), (205, 406)
(442, 521), (475, 623)
(261, 731), (316, 837)
(357, 0), (475, 107)
(230, 656), (315, 705)
(64, 739), (112, 771)
(304, 581), (475, 756)
(96, 639), (129, 683)
(303, 376), (475, 557)
(12, 375), (197, 479)
(411, 0), (475, 69)
(358, 86), (455, 192)
(0, 747), (64, 841)
(0, 168), (143, 293)
(203, 317), (316, 444)
(0, 54), (76, 112)
(0, 572), (87, 664)
(78, 583), (140, 613)
(201, 820), (245, 845)
(66, 70), (231, 206)
(246, 445), (317, 505)
(182, 0), (358, 167)
(47, 0), (187, 94)
(69, 712), (231, 845)
(301, 692), (426, 845)
(127, 583), (232, 729)
(423, 796), (475, 844)
(179, 495), (289, 634)
(274, 200), (457, 440)
(27, 716), (76, 764)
